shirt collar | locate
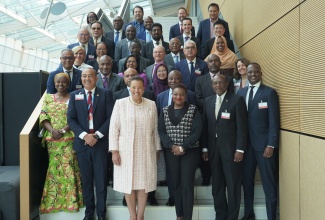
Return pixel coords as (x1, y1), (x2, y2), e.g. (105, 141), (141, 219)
(248, 80), (261, 89)
(209, 71), (221, 79)
(84, 87), (96, 94)
(187, 57), (197, 64)
(63, 67), (73, 72)
(216, 91), (227, 100)
(171, 52), (180, 57)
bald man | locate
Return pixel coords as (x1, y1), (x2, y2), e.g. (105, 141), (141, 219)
(105, 15), (126, 44)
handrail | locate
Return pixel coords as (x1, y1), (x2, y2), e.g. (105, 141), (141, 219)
(19, 91), (46, 220)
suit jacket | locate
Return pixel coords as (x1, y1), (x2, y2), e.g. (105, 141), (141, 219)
(237, 84), (280, 151)
(67, 87), (114, 152)
(163, 52), (186, 68)
(67, 42), (96, 63)
(114, 38), (145, 61)
(197, 18), (230, 57)
(118, 56), (150, 73)
(87, 59), (99, 72)
(96, 73), (126, 93)
(176, 35), (201, 59)
(47, 67), (82, 94)
(156, 89), (196, 115)
(105, 30), (126, 43)
(169, 23), (195, 40)
(203, 37), (235, 59)
(202, 92), (248, 160)
(145, 63), (174, 84)
(114, 88), (155, 102)
(141, 41), (171, 65)
(174, 58), (208, 92)
(89, 36), (115, 59)
(195, 73), (234, 111)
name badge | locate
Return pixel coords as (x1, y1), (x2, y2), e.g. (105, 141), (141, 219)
(88, 55), (94, 59)
(76, 85), (82, 89)
(234, 83), (240, 87)
(221, 112), (230, 119)
(195, 69), (201, 75)
(75, 94), (84, 100)
(258, 102), (268, 109)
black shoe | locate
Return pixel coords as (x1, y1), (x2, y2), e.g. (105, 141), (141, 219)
(122, 196), (127, 206)
(165, 196), (175, 206)
(147, 196), (159, 206)
(201, 177), (210, 186)
(240, 213), (256, 220)
(83, 217), (94, 220)
(97, 217), (106, 220)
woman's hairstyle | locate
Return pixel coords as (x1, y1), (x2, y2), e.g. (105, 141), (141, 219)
(96, 41), (108, 50)
(54, 72), (70, 84)
(233, 58), (251, 80)
(87, 12), (98, 24)
(172, 83), (188, 95)
(123, 55), (140, 73)
(71, 45), (85, 54)
(130, 76), (144, 85)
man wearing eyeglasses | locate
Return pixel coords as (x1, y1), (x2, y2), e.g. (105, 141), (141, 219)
(89, 21), (115, 60)
(47, 49), (83, 94)
(68, 27), (96, 63)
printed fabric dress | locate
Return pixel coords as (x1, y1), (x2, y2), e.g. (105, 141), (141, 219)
(39, 94), (84, 214)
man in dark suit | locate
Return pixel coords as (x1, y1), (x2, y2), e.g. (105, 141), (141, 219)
(237, 63), (280, 220)
(67, 68), (114, 220)
(197, 3), (230, 58)
(115, 25), (145, 62)
(96, 55), (125, 93)
(176, 18), (200, 57)
(175, 40), (208, 92)
(89, 21), (115, 60)
(164, 38), (185, 68)
(105, 15), (126, 44)
(114, 68), (154, 101)
(169, 7), (195, 40)
(47, 49), (82, 94)
(203, 20), (235, 59)
(145, 45), (174, 84)
(141, 23), (170, 65)
(118, 39), (150, 73)
(67, 27), (96, 63)
(202, 74), (248, 220)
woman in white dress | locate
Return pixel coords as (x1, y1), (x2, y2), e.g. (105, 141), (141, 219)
(109, 76), (161, 220)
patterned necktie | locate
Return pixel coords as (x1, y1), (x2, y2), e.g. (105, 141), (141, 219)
(115, 31), (119, 44)
(215, 96), (222, 119)
(103, 77), (108, 89)
(190, 61), (195, 75)
(94, 38), (98, 46)
(248, 86), (255, 109)
(87, 91), (94, 133)
(156, 41), (159, 46)
(146, 31), (151, 42)
(135, 22), (140, 34)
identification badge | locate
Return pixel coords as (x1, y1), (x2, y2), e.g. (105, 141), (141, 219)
(221, 112), (230, 119)
(195, 69), (201, 75)
(258, 102), (268, 109)
(88, 55), (94, 59)
(75, 94), (84, 100)
(89, 113), (94, 129)
(76, 85), (82, 89)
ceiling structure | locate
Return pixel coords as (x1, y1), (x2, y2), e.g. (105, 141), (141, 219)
(0, 0), (186, 58)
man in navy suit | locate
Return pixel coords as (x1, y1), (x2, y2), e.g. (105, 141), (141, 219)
(105, 15), (126, 44)
(169, 7), (195, 40)
(197, 3), (230, 58)
(202, 74), (248, 220)
(47, 49), (82, 94)
(89, 21), (115, 60)
(67, 27), (96, 63)
(141, 23), (170, 65)
(175, 40), (208, 92)
(67, 68), (114, 220)
(237, 63), (280, 220)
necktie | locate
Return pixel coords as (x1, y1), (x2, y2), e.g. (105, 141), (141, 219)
(185, 36), (189, 42)
(190, 61), (195, 75)
(94, 39), (98, 46)
(248, 86), (255, 109)
(103, 77), (108, 89)
(173, 55), (179, 64)
(156, 41), (159, 46)
(146, 31), (151, 42)
(115, 31), (119, 44)
(87, 91), (94, 133)
(180, 24), (183, 35)
(135, 22), (140, 34)
(66, 70), (72, 81)
(215, 96), (222, 119)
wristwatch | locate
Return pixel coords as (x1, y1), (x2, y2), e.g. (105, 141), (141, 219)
(179, 146), (184, 153)
(59, 129), (66, 134)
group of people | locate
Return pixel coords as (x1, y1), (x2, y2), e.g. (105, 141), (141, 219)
(40, 3), (280, 220)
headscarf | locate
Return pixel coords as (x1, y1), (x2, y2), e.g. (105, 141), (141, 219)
(205, 35), (237, 69)
(152, 63), (169, 97)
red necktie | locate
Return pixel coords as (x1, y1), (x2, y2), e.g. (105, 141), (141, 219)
(87, 91), (94, 133)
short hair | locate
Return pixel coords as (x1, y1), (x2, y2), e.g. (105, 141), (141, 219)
(208, 3), (220, 11)
(178, 7), (188, 13)
(172, 83), (188, 95)
(130, 76), (144, 85)
(71, 46), (85, 54)
(213, 20), (225, 28)
(78, 27), (89, 34)
(133, 5), (144, 14)
(182, 17), (192, 24)
(96, 41), (108, 50)
(86, 12), (98, 24)
(54, 72), (70, 84)
(151, 23), (162, 31)
(184, 40), (196, 49)
(130, 39), (141, 48)
(61, 49), (73, 55)
(90, 21), (103, 28)
(123, 55), (140, 73)
(248, 62), (262, 71)
(233, 58), (251, 80)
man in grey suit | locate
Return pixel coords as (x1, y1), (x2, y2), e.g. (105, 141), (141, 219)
(164, 38), (185, 68)
(118, 39), (150, 73)
(114, 25), (145, 63)
(105, 15), (126, 44)
(145, 45), (174, 84)
(96, 55), (125, 93)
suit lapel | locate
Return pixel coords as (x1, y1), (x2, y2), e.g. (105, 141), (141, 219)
(251, 85), (265, 109)
(108, 74), (115, 89)
(216, 92), (231, 122)
(92, 87), (100, 113)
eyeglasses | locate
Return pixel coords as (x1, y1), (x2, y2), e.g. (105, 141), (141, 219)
(61, 56), (74, 61)
(184, 46), (196, 50)
(78, 34), (89, 37)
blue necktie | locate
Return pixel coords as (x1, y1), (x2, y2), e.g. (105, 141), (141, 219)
(190, 61), (195, 75)
(173, 55), (179, 64)
(185, 36), (189, 42)
(115, 31), (119, 44)
(146, 31), (151, 42)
